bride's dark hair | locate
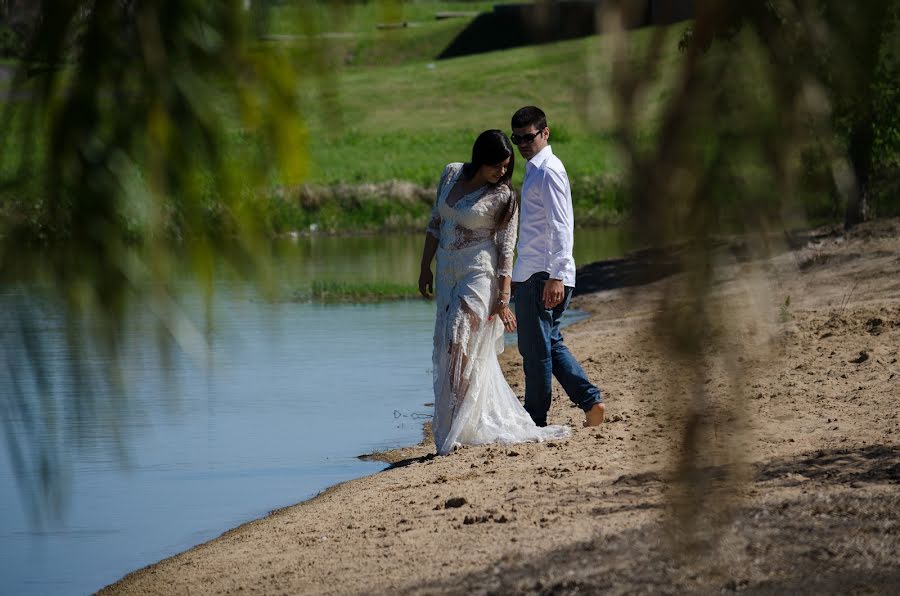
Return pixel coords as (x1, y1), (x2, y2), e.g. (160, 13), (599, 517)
(462, 129), (515, 187)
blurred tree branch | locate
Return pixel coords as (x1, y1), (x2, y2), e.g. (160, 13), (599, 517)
(601, 0), (898, 560)
(678, 0), (900, 229)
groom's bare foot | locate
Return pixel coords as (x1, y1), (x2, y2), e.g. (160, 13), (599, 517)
(583, 403), (605, 427)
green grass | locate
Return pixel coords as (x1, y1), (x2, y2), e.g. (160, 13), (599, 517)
(262, 22), (686, 232)
(0, 19), (724, 236)
(267, 2), (512, 35)
(264, 2), (685, 191)
(0, 18), (820, 236)
(264, 1), (521, 68)
(2, 3), (661, 236)
(8, 6), (896, 238)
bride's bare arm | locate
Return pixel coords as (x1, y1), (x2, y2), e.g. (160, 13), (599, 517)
(418, 234), (438, 298)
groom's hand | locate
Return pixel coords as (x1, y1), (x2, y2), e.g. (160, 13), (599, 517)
(542, 278), (564, 309)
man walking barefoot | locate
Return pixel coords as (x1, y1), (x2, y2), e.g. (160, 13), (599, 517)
(510, 106), (605, 427)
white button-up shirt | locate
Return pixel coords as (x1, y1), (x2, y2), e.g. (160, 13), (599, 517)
(511, 145), (576, 286)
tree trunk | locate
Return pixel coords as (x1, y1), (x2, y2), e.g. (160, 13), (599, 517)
(841, 2), (891, 230)
(844, 119), (873, 229)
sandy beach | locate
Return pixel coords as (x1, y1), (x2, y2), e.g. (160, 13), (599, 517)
(100, 218), (900, 595)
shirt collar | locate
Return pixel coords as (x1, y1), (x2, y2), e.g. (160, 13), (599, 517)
(525, 144), (553, 173)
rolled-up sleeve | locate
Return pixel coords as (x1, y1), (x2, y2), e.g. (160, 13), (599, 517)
(541, 169), (574, 281)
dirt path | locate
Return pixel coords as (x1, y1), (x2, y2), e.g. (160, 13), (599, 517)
(100, 218), (900, 595)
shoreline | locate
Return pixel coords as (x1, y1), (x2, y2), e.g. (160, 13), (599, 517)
(100, 218), (900, 595)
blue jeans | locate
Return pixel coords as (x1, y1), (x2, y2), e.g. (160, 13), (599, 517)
(514, 272), (603, 426)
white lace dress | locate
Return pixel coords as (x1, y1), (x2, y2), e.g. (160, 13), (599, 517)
(427, 163), (569, 455)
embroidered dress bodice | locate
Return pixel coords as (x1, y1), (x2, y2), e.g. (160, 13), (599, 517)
(426, 162), (517, 277)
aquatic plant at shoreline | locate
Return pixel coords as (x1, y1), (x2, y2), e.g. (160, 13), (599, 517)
(297, 280), (421, 303)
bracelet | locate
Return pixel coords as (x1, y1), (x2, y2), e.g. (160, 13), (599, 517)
(498, 291), (510, 296)
(498, 298), (509, 307)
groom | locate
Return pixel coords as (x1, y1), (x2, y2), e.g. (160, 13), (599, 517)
(510, 106), (605, 427)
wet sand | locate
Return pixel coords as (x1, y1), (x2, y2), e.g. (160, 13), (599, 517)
(100, 218), (900, 595)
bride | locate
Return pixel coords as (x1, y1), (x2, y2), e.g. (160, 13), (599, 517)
(418, 130), (569, 455)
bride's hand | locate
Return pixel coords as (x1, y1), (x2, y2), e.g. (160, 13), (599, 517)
(490, 303), (517, 332)
(418, 267), (434, 298)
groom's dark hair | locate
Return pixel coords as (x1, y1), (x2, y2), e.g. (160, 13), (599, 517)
(511, 106), (547, 132)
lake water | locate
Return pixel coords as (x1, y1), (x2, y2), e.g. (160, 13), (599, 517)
(0, 228), (629, 595)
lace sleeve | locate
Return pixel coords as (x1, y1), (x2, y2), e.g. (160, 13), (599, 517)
(494, 186), (518, 277)
(426, 165), (452, 239)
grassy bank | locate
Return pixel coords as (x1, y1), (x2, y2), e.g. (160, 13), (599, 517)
(3, 4), (897, 238)
(258, 15), (677, 234)
(2, 3), (639, 236)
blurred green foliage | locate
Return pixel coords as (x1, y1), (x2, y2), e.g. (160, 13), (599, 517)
(0, 0), (310, 521)
(603, 0), (899, 547)
(0, 24), (24, 57)
(680, 1), (900, 224)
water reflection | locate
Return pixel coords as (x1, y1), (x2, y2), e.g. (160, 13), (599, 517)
(271, 225), (631, 286)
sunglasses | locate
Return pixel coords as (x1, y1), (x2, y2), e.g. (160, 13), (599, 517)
(511, 129), (544, 146)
